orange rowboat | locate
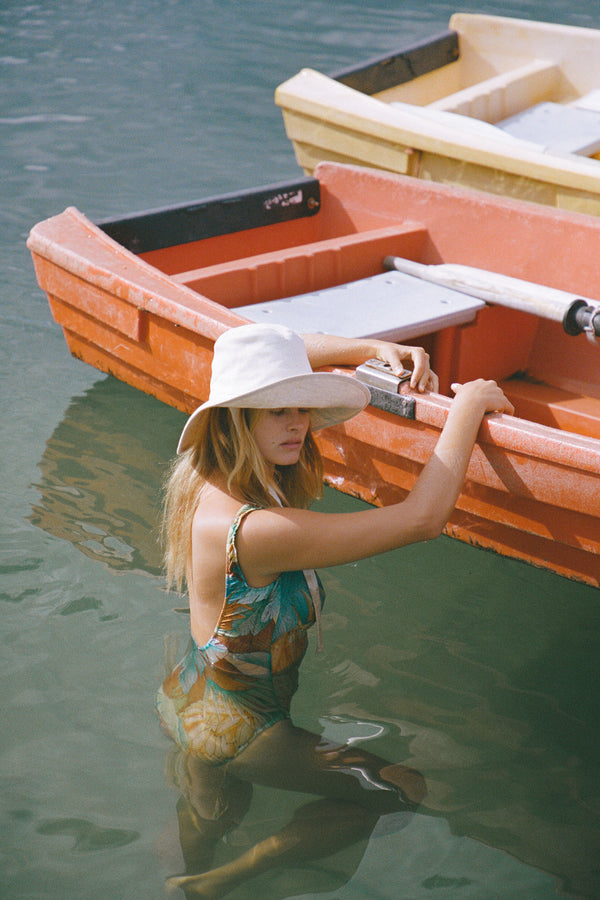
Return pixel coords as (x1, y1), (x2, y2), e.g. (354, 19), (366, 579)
(27, 162), (600, 587)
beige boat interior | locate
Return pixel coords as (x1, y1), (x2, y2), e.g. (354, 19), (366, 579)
(376, 51), (600, 159)
(378, 58), (558, 118)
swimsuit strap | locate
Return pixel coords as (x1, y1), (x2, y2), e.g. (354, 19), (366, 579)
(226, 503), (259, 574)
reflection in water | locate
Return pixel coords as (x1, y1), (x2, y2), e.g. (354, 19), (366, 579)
(36, 817), (139, 852)
(158, 701), (599, 899)
(29, 376), (184, 576)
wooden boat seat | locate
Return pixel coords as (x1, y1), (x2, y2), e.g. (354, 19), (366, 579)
(235, 271), (485, 341)
(500, 376), (600, 440)
(425, 59), (559, 122)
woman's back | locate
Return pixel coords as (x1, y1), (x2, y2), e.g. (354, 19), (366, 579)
(156, 503), (323, 764)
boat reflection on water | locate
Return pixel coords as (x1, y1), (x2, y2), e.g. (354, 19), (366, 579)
(29, 375), (184, 576)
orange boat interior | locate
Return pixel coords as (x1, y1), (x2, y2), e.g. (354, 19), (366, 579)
(139, 164), (600, 440)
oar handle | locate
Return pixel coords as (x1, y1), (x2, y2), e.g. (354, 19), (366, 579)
(563, 299), (600, 340)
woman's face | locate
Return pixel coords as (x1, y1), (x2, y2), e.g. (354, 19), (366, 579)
(252, 408), (311, 469)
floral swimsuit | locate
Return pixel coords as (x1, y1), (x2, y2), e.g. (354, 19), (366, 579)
(156, 504), (324, 765)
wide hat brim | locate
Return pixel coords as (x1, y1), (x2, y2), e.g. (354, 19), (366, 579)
(177, 371), (370, 453)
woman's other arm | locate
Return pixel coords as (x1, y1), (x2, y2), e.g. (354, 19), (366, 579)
(236, 379), (514, 579)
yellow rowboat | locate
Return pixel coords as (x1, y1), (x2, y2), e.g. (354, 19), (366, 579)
(275, 13), (600, 216)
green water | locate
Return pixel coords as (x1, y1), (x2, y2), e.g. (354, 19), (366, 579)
(3, 378), (597, 898)
(2, 1), (600, 897)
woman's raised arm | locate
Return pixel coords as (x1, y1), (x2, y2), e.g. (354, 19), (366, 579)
(301, 333), (438, 393)
(236, 379), (513, 580)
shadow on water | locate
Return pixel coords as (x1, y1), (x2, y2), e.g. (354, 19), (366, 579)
(25, 373), (600, 899)
(29, 376), (186, 576)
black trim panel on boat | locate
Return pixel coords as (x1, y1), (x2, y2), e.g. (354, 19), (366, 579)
(98, 177), (321, 254)
(329, 30), (459, 95)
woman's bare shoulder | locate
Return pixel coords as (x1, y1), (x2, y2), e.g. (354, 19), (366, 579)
(192, 488), (243, 541)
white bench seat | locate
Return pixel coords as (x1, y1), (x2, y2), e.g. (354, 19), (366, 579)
(236, 270), (485, 341)
(496, 101), (600, 157)
(389, 95), (600, 158)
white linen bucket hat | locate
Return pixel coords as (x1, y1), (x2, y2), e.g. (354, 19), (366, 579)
(177, 324), (370, 453)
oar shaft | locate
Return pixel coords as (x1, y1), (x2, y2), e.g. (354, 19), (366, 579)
(384, 255), (598, 325)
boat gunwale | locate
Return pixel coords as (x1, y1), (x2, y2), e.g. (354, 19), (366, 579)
(448, 11), (600, 43)
(27, 206), (247, 337)
(96, 176), (321, 254)
(344, 383), (600, 476)
(328, 29), (459, 95)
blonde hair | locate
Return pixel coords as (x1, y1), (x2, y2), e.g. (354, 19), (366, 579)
(162, 407), (323, 592)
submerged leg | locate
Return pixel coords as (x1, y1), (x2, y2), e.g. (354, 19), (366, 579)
(168, 797), (377, 899)
(167, 752), (253, 884)
(167, 720), (425, 898)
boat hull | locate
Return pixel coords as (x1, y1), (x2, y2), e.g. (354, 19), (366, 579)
(275, 14), (600, 216)
(27, 163), (600, 587)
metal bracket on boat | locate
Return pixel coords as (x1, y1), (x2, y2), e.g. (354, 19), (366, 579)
(562, 299), (600, 345)
(355, 359), (415, 419)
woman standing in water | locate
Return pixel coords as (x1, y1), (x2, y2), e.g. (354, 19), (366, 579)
(157, 323), (513, 897)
